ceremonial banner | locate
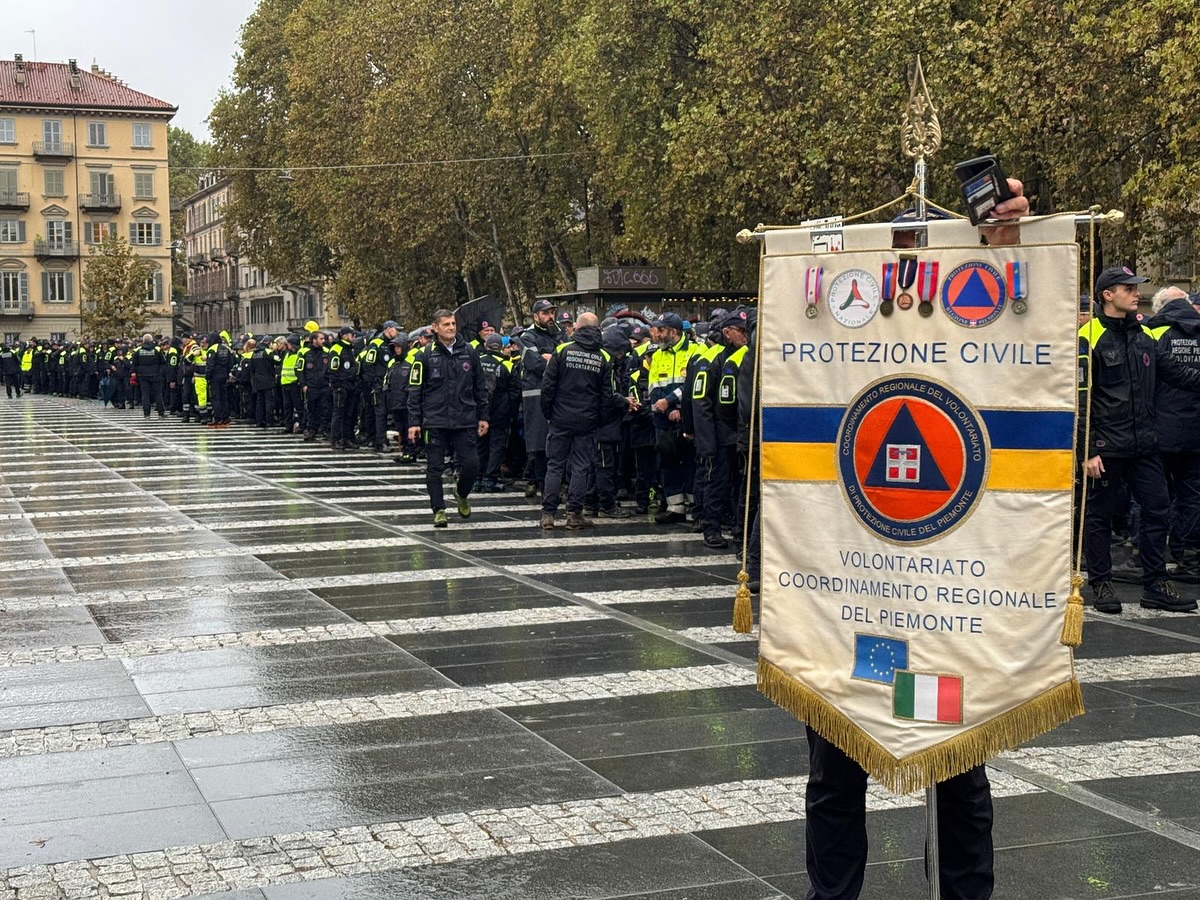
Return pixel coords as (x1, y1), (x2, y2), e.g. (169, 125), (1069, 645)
(757, 219), (1085, 792)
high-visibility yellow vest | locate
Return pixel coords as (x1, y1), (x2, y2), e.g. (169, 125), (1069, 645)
(281, 351), (300, 385)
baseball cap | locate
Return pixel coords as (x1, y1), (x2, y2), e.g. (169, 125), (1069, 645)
(382, 320), (401, 330)
(650, 312), (683, 331)
(1095, 266), (1149, 296)
(531, 299), (556, 314)
(338, 325), (355, 336)
(718, 309), (751, 331)
(557, 310), (574, 324)
(484, 333), (504, 350)
(390, 334), (407, 347)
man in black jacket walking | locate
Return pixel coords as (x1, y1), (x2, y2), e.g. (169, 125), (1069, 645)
(1080, 267), (1200, 613)
(539, 313), (633, 529)
(407, 309), (490, 527)
(130, 334), (166, 418)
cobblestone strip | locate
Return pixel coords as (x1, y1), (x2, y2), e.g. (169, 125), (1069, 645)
(0, 607), (610, 668)
(579, 585), (741, 605)
(0, 664), (754, 759)
(0, 537), (417, 573)
(0, 516), (359, 544)
(676, 626), (758, 644)
(0, 505), (167, 521)
(0, 567), (487, 613)
(1001, 734), (1200, 780)
(0, 767), (1051, 900)
(504, 555), (738, 575)
(440, 533), (703, 551)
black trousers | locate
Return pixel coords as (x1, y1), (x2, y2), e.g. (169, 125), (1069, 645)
(543, 425), (595, 514)
(253, 388), (275, 427)
(281, 383), (302, 430)
(425, 428), (477, 511)
(1084, 454), (1170, 586)
(695, 451), (730, 540)
(4, 374), (20, 397)
(306, 389), (330, 435)
(140, 377), (164, 415)
(1161, 451), (1200, 554)
(594, 440), (620, 509)
(331, 386), (358, 445)
(805, 728), (993, 900)
(482, 422), (510, 481)
(212, 381), (230, 424)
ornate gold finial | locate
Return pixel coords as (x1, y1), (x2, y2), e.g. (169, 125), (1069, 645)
(901, 55), (941, 160)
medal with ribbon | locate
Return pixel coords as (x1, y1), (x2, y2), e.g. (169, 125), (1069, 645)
(917, 260), (939, 318)
(805, 266), (823, 320)
(896, 254), (917, 311)
(1007, 260), (1027, 315)
(880, 262), (897, 317)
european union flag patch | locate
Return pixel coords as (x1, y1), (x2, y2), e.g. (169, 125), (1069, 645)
(852, 634), (909, 684)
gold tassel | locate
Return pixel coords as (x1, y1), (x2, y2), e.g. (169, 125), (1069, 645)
(757, 657), (1084, 794)
(733, 569), (754, 634)
(1060, 574), (1085, 648)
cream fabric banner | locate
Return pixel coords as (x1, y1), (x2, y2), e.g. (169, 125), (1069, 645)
(756, 219), (1084, 792)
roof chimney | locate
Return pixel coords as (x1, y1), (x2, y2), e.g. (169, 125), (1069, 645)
(68, 58), (81, 89)
(14, 53), (25, 85)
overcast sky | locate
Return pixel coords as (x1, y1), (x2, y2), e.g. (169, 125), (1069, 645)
(6, 0), (259, 141)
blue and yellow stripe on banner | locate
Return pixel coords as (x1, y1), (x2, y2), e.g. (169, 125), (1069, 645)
(761, 406), (1074, 492)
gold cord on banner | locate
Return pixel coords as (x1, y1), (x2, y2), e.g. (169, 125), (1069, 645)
(1061, 206), (1102, 647)
(732, 237), (766, 634)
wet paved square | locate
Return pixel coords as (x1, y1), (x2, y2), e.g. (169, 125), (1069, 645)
(2, 396), (1200, 898)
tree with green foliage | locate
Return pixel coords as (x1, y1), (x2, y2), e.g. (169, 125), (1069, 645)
(81, 234), (155, 338)
(167, 125), (211, 299)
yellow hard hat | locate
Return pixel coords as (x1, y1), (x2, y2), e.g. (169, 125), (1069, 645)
(304, 320), (320, 333)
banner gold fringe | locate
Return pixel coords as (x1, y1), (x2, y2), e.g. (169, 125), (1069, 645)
(757, 657), (1084, 795)
(733, 571), (754, 634)
(1060, 574), (1085, 647)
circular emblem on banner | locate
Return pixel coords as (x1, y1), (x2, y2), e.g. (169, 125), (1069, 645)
(836, 376), (990, 544)
(941, 261), (1006, 328)
(828, 269), (882, 328)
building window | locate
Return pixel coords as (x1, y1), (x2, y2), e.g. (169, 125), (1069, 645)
(0, 168), (16, 195)
(45, 220), (73, 247)
(86, 221), (116, 244)
(87, 121), (107, 148)
(133, 172), (154, 199)
(130, 222), (162, 246)
(4, 332), (21, 344)
(49, 332), (66, 343)
(42, 120), (62, 146)
(0, 118), (14, 144)
(1, 271), (28, 311)
(89, 171), (115, 199)
(144, 272), (164, 304)
(44, 169), (65, 197)
(42, 271), (73, 303)
(132, 123), (152, 148)
(0, 220), (25, 243)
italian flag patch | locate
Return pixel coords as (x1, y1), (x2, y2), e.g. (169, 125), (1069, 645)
(893, 671), (962, 724)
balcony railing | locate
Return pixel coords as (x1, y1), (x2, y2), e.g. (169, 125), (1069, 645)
(188, 253), (208, 266)
(80, 193), (121, 211)
(0, 191), (30, 210)
(0, 299), (32, 316)
(32, 141), (74, 159)
(34, 240), (79, 259)
(209, 247), (226, 260)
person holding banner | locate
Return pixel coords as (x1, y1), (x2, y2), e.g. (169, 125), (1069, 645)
(1080, 268), (1200, 615)
(802, 180), (1030, 900)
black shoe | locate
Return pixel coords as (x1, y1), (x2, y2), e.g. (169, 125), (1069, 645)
(524, 483), (539, 498)
(703, 535), (730, 550)
(1091, 581), (1122, 614)
(598, 506), (631, 519)
(1141, 578), (1198, 613)
(654, 510), (686, 525)
(582, 507), (599, 518)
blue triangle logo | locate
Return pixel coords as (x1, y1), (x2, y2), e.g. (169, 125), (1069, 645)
(951, 269), (997, 308)
(864, 403), (950, 491)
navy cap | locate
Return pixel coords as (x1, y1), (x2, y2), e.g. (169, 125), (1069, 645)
(484, 333), (504, 350)
(557, 310), (574, 323)
(718, 308), (751, 331)
(382, 320), (400, 330)
(650, 312), (683, 331)
(1095, 265), (1149, 296)
(531, 299), (556, 314)
(338, 325), (355, 336)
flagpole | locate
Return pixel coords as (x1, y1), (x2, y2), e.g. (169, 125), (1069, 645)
(901, 53), (943, 900)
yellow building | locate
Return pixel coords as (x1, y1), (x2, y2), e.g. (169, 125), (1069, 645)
(0, 55), (176, 343)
